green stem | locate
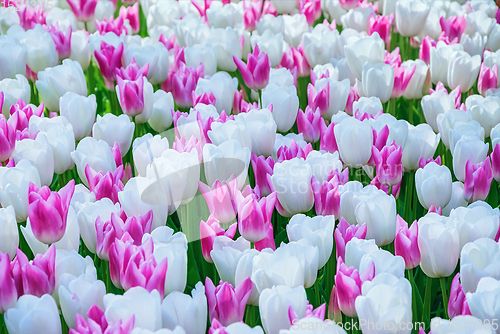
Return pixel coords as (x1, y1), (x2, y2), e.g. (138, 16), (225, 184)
(440, 277), (449, 319)
(423, 277), (433, 326)
(407, 269), (419, 324)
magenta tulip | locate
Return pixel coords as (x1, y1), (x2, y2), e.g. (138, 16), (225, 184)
(320, 121), (338, 154)
(297, 106), (323, 143)
(0, 114), (15, 163)
(11, 245), (55, 297)
(116, 59), (149, 81)
(205, 277), (253, 326)
(95, 16), (129, 36)
(27, 180), (75, 244)
(234, 45), (271, 90)
(478, 63), (498, 97)
(119, 3), (140, 34)
(8, 99), (44, 132)
(71, 305), (135, 334)
(94, 41), (124, 86)
(254, 222), (276, 251)
(307, 83), (330, 117)
(67, 0), (98, 21)
(200, 216), (237, 263)
(280, 46), (310, 78)
(237, 192), (277, 243)
(372, 141), (403, 186)
(0, 251), (17, 313)
(369, 13), (395, 50)
(277, 140), (313, 162)
(394, 215), (421, 269)
(439, 16), (467, 42)
(448, 273), (472, 318)
(116, 75), (148, 117)
(334, 217), (367, 262)
(391, 64), (416, 99)
(464, 157), (493, 203)
(199, 178), (239, 225)
(251, 153), (275, 197)
(46, 25), (72, 60)
(491, 144), (500, 182)
(311, 174), (341, 217)
(85, 164), (124, 204)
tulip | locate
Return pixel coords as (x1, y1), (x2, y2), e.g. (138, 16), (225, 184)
(262, 83), (299, 132)
(66, 0), (97, 21)
(0, 36), (26, 81)
(271, 158), (314, 216)
(355, 274), (412, 334)
(369, 13), (394, 50)
(195, 71), (239, 115)
(148, 90), (174, 134)
(0, 74), (30, 118)
(310, 64), (339, 85)
(440, 15), (467, 41)
(287, 214), (335, 269)
(334, 117), (373, 168)
(297, 106), (323, 144)
(334, 218), (367, 263)
(205, 27), (242, 72)
(71, 305), (134, 334)
(301, 25), (338, 68)
(59, 92), (97, 142)
(448, 273), (472, 318)
(394, 216), (420, 270)
(5, 294), (61, 334)
(11, 245), (55, 297)
(13, 133), (54, 186)
(311, 175), (341, 218)
(464, 157), (494, 203)
(465, 277), (500, 332)
(210, 236), (250, 287)
(0, 114), (15, 162)
(200, 216), (237, 264)
(453, 136), (489, 182)
(280, 46), (310, 78)
(447, 52), (481, 93)
(251, 154), (275, 197)
(259, 285), (307, 334)
(132, 134), (170, 178)
(238, 192), (277, 243)
(359, 249), (406, 279)
(205, 277), (253, 326)
(93, 113), (135, 157)
(311, 78), (351, 119)
(104, 287), (162, 332)
(208, 118), (252, 151)
(119, 2), (139, 34)
(35, 59), (87, 112)
(123, 42), (169, 86)
(418, 213), (460, 277)
(468, 96), (500, 139)
(184, 44), (218, 77)
(421, 91), (455, 133)
(416, 162), (453, 210)
(0, 251), (16, 313)
(402, 123), (440, 171)
(372, 141), (402, 186)
(461, 32), (487, 58)
(0, 205), (17, 261)
(430, 42), (464, 86)
(236, 108), (277, 157)
(94, 41), (124, 87)
(199, 178), (238, 226)
(85, 165), (124, 204)
(71, 137), (117, 187)
(250, 30), (284, 69)
(492, 144), (500, 182)
(361, 62), (394, 104)
(478, 64), (499, 97)
(344, 33), (385, 81)
(18, 25), (58, 75)
(115, 76), (154, 122)
(46, 25), (72, 61)
(335, 257), (375, 318)
(166, 63), (203, 109)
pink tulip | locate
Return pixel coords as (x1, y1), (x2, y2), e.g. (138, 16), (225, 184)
(119, 3), (139, 34)
(199, 178), (239, 225)
(192, 91), (217, 107)
(46, 24), (72, 60)
(277, 140), (313, 162)
(354, 109), (382, 122)
(299, 0), (321, 25)
(8, 99), (44, 132)
(71, 305), (135, 334)
(111, 142), (123, 168)
(464, 157), (493, 203)
(394, 215), (420, 269)
(234, 45), (271, 90)
(384, 48), (402, 68)
(11, 245), (55, 297)
(307, 83), (330, 117)
(0, 114), (16, 163)
(439, 16), (467, 42)
(165, 63), (204, 109)
(491, 144), (500, 182)
(251, 153), (275, 197)
(243, 0), (261, 31)
(173, 135), (202, 164)
(334, 217), (367, 262)
(335, 257), (375, 318)
(109, 236), (168, 298)
(391, 64), (416, 99)
(328, 286), (342, 322)
(419, 156), (442, 169)
(372, 125), (390, 152)
(289, 303), (325, 325)
(430, 82), (461, 109)
(254, 222), (276, 251)
(208, 319), (226, 334)
(159, 33), (176, 51)
(419, 35), (435, 64)
(345, 85), (359, 116)
(448, 273), (472, 318)
(0, 251), (17, 313)
(310, 69), (334, 86)
(85, 164), (124, 204)
(372, 141), (403, 186)
(237, 192), (276, 243)
(478, 63), (498, 96)
(320, 121), (338, 154)
(370, 175), (402, 199)
(428, 205), (442, 215)
(116, 58), (149, 81)
(369, 13), (395, 50)
(200, 216), (237, 263)
(27, 180), (75, 244)
(280, 46), (311, 78)
(95, 15), (129, 36)
(18, 6), (46, 30)
(116, 75), (147, 117)
(205, 277), (253, 326)
(67, 0), (98, 21)
(297, 106), (323, 143)
(94, 41), (124, 86)
(311, 174), (341, 217)
(96, 211), (153, 260)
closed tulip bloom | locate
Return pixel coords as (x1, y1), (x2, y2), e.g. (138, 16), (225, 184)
(234, 45), (271, 91)
(440, 15), (467, 42)
(259, 285), (307, 334)
(453, 136), (489, 182)
(344, 237), (379, 270)
(195, 71), (238, 115)
(206, 27), (242, 72)
(297, 106), (323, 144)
(394, 215), (420, 269)
(238, 192), (277, 243)
(418, 213), (460, 277)
(116, 76), (154, 122)
(341, 7), (375, 34)
(208, 118), (252, 152)
(262, 83), (299, 132)
(184, 44), (217, 77)
(301, 25), (338, 68)
(206, 277), (253, 326)
(448, 273), (472, 318)
(236, 108), (277, 157)
(478, 64), (498, 97)
(421, 91), (455, 133)
(69, 30), (91, 71)
(199, 178), (238, 226)
(0, 74), (30, 118)
(13, 134), (54, 186)
(94, 41), (124, 86)
(271, 158), (314, 216)
(71, 137), (117, 187)
(5, 294), (61, 334)
(93, 113), (135, 157)
(460, 238), (500, 295)
(447, 52), (481, 93)
(280, 45), (310, 78)
(35, 59), (87, 112)
(66, 0), (98, 22)
(19, 25), (58, 75)
(85, 165), (124, 204)
(461, 32), (487, 58)
(315, 78), (351, 119)
(148, 90), (174, 134)
(334, 117), (373, 168)
(132, 134), (169, 178)
(362, 62), (394, 104)
(464, 157), (494, 203)
(311, 174), (341, 218)
(468, 96), (500, 139)
(123, 43), (169, 86)
(402, 123), (440, 171)
(372, 141), (402, 186)
(415, 162), (453, 210)
(0, 36), (26, 81)
(104, 287), (162, 332)
(60, 92), (97, 142)
(27, 180), (75, 245)
(395, 0), (430, 37)
(0, 251), (16, 313)
(11, 245), (56, 297)
(402, 59), (431, 100)
(344, 33), (385, 81)
(251, 154), (275, 197)
(466, 277), (500, 332)
(355, 274), (412, 334)
(359, 249), (406, 278)
(335, 257), (375, 318)
(430, 42), (464, 86)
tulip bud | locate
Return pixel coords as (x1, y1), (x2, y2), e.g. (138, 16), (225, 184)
(206, 277), (253, 326)
(394, 215), (421, 269)
(464, 157), (494, 203)
(335, 117), (373, 168)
